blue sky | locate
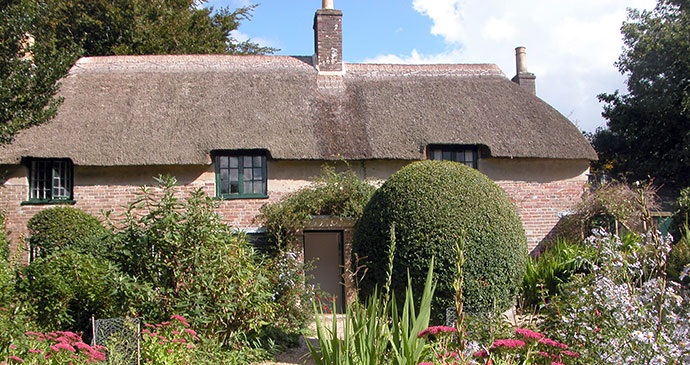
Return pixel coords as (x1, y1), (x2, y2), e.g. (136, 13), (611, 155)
(204, 0), (657, 132)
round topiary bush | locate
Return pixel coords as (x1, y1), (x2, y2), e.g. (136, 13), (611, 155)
(352, 160), (527, 319)
(27, 206), (107, 257)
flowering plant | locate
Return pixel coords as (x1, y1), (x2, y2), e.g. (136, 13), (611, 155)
(6, 330), (106, 364)
(548, 229), (690, 363)
(140, 315), (199, 365)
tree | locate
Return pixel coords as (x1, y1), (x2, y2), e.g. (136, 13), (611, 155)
(0, 0), (76, 144)
(37, 0), (274, 57)
(593, 0), (690, 192)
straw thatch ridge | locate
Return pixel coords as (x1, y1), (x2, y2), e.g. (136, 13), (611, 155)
(0, 55), (597, 165)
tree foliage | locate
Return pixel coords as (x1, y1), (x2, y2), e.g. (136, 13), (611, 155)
(38, 0), (275, 57)
(593, 0), (690, 191)
(0, 0), (76, 144)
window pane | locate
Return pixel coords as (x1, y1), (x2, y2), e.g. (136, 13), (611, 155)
(465, 150), (474, 162)
(253, 155), (262, 166)
(253, 167), (263, 180)
(253, 181), (263, 194)
(244, 168), (252, 180)
(230, 181), (239, 193)
(243, 156), (252, 167)
(442, 151), (452, 160)
(230, 169), (238, 182)
(229, 156), (238, 168)
(220, 181), (229, 194)
(432, 150), (441, 160)
(220, 169), (228, 182)
(219, 156), (228, 168)
(244, 181), (252, 193)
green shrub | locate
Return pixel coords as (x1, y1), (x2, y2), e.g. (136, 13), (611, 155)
(27, 206), (107, 257)
(258, 165), (375, 248)
(107, 175), (297, 347)
(521, 238), (594, 307)
(352, 160), (527, 319)
(17, 249), (140, 334)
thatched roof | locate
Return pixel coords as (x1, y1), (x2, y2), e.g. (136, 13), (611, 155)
(0, 55), (597, 165)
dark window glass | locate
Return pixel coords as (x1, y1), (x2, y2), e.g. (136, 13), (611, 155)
(29, 159), (73, 201)
(429, 146), (478, 169)
(215, 152), (267, 198)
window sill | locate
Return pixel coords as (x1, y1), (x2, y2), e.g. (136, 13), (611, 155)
(215, 194), (269, 200)
(21, 199), (77, 206)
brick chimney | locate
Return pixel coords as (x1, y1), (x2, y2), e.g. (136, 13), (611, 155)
(511, 47), (536, 95)
(313, 0), (343, 73)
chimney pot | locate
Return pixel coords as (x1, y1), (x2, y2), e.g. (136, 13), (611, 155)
(515, 46), (528, 74)
(322, 0), (334, 9)
(511, 46), (536, 95)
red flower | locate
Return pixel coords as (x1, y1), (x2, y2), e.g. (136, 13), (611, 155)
(417, 326), (458, 338)
(514, 328), (545, 340)
(561, 350), (580, 358)
(491, 339), (526, 348)
(473, 350), (489, 358)
(539, 338), (568, 349)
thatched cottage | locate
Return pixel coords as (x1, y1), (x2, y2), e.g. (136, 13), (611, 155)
(1, 2), (595, 308)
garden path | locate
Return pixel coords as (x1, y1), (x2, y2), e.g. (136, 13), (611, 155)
(258, 314), (346, 365)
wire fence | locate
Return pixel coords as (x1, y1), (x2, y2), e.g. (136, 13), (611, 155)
(92, 317), (140, 365)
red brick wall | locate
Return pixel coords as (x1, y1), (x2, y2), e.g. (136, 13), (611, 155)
(497, 180), (585, 251)
(1, 161), (586, 260)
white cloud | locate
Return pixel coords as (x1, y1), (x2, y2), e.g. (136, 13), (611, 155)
(368, 0), (657, 132)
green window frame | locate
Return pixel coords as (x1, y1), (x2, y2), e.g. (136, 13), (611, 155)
(429, 145), (478, 168)
(214, 151), (268, 199)
(27, 158), (74, 203)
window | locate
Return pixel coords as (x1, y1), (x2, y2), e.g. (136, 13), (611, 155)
(429, 146), (478, 168)
(215, 151), (267, 199)
(28, 159), (73, 202)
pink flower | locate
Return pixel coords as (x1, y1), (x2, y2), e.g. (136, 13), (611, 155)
(172, 331), (180, 335)
(54, 342), (77, 352)
(561, 350), (580, 358)
(148, 332), (157, 337)
(491, 339), (526, 349)
(142, 329), (150, 334)
(170, 314), (187, 322)
(539, 338), (568, 349)
(514, 328), (545, 340)
(184, 328), (197, 336)
(28, 349), (43, 354)
(8, 355), (24, 363)
(10, 344), (17, 349)
(417, 326), (458, 338)
(75, 342), (91, 350)
(537, 351), (551, 358)
(168, 349), (173, 353)
(473, 350), (489, 358)
(144, 323), (154, 328)
(91, 351), (106, 361)
(551, 362), (565, 365)
(186, 344), (196, 349)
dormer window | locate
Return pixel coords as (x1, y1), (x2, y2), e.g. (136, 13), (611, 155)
(429, 146), (478, 169)
(214, 151), (268, 199)
(27, 158), (74, 202)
